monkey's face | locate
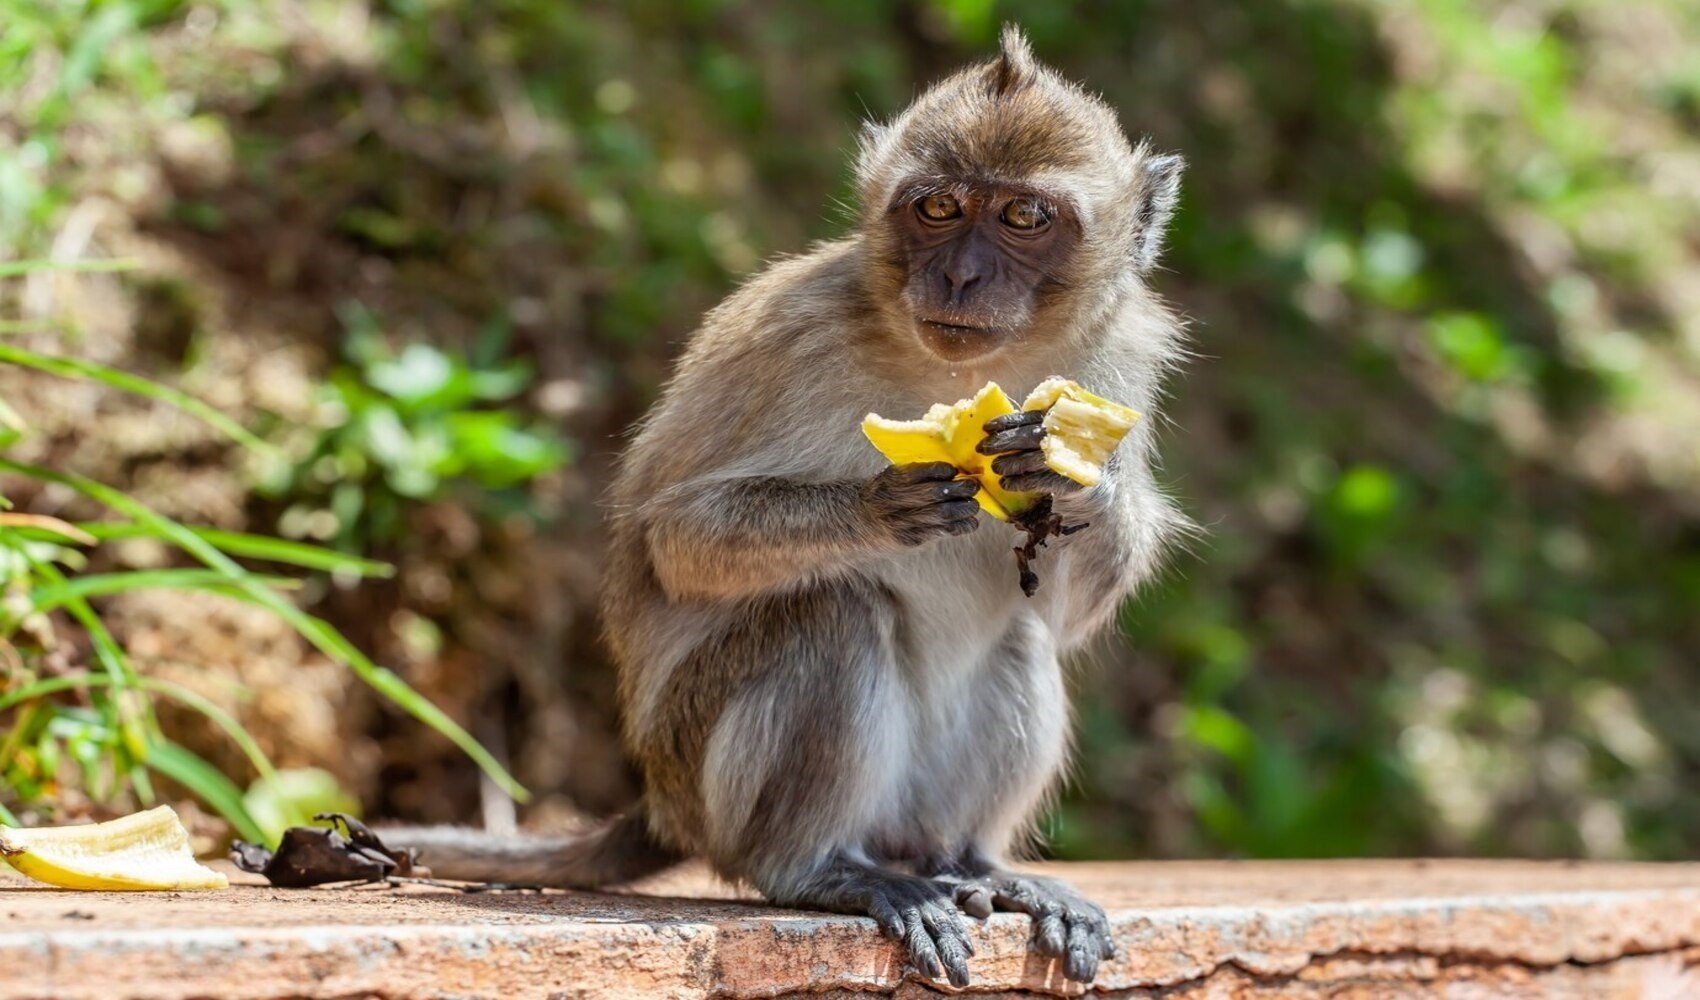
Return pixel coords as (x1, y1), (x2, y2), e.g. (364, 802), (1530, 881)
(890, 185), (1079, 363)
(857, 29), (1182, 368)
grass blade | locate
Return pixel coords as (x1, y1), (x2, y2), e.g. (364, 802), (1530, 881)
(144, 739), (267, 844)
(0, 512), (95, 545)
(0, 343), (275, 456)
(1, 459), (527, 802)
(0, 673), (277, 787)
(0, 259), (140, 278)
(31, 568), (300, 612)
(74, 522), (394, 578)
(25, 560), (138, 689)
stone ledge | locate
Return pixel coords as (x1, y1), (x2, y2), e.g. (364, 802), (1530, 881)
(3, 859), (1700, 998)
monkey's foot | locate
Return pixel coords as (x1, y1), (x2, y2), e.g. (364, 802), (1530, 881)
(861, 873), (976, 987)
(952, 874), (1114, 983)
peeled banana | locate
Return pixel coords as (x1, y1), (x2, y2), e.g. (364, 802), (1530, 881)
(0, 805), (229, 890)
(1021, 377), (1141, 490)
(862, 378), (1139, 520)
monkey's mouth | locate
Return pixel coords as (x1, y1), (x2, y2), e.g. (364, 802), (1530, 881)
(920, 319), (994, 336)
(916, 318), (1007, 361)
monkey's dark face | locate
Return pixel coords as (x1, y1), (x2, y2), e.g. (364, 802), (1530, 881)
(889, 185), (1079, 363)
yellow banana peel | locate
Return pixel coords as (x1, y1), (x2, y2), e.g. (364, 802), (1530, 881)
(862, 378), (1139, 521)
(0, 805), (229, 891)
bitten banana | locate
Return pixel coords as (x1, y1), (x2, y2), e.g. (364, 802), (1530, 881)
(1021, 377), (1141, 489)
(862, 378), (1139, 520)
(0, 805), (228, 890)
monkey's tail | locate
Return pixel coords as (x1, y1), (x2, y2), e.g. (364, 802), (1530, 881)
(379, 808), (682, 888)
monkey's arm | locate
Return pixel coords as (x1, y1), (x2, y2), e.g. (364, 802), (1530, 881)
(640, 463), (980, 602)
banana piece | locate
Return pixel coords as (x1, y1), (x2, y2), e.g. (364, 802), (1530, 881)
(862, 378), (1139, 520)
(861, 382), (1030, 520)
(0, 805), (228, 890)
(1021, 377), (1141, 488)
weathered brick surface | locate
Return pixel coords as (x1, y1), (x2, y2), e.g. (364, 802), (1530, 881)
(3, 860), (1699, 998)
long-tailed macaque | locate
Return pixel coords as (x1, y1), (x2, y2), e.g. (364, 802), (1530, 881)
(389, 26), (1186, 987)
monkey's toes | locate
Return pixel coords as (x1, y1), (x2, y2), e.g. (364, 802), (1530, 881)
(954, 882), (994, 919)
(984, 876), (1115, 983)
(869, 878), (976, 988)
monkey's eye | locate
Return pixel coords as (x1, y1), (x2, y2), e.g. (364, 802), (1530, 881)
(1000, 197), (1049, 230)
(917, 194), (963, 221)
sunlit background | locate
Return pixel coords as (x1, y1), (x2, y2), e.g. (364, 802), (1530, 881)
(2, 0), (1697, 861)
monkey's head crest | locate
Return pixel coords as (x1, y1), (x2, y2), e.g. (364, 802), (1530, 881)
(988, 22), (1039, 97)
(858, 27), (1130, 206)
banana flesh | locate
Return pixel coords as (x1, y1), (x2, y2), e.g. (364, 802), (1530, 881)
(0, 805), (228, 890)
(1022, 377), (1141, 489)
(862, 378), (1139, 520)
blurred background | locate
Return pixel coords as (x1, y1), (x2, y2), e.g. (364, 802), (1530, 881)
(1, 0), (1697, 861)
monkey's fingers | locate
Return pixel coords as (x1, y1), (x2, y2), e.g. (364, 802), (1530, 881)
(982, 409), (1044, 434)
(888, 469), (977, 510)
(895, 461), (961, 482)
(895, 478), (978, 507)
(893, 498), (980, 545)
(1004, 469), (1084, 496)
(991, 452), (1083, 495)
(977, 422), (1045, 455)
(1032, 903), (1071, 960)
(933, 499), (983, 525)
(892, 894), (974, 987)
(991, 450), (1048, 476)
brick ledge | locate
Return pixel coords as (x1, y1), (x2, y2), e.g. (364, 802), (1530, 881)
(4, 859), (1700, 998)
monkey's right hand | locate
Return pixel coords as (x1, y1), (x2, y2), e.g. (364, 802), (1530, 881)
(862, 462), (982, 546)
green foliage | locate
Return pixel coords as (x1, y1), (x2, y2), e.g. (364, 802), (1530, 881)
(0, 261), (525, 835)
(256, 305), (571, 550)
(242, 767), (361, 847)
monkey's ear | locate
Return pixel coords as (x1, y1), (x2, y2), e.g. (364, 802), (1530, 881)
(990, 24), (1038, 96)
(1132, 153), (1184, 272)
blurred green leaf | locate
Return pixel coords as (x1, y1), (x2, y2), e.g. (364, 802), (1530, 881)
(242, 768), (361, 848)
(145, 740), (266, 845)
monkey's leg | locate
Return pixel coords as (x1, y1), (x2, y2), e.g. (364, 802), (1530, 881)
(911, 619), (1112, 983)
(679, 579), (976, 987)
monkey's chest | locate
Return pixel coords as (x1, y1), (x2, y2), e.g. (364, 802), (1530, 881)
(877, 528), (1065, 684)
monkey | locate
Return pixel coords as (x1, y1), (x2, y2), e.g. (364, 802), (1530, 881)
(386, 26), (1187, 988)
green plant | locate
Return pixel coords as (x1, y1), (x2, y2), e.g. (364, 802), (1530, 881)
(0, 261), (527, 839)
(257, 303), (571, 550)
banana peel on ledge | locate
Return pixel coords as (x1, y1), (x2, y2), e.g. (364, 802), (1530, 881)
(0, 805), (227, 891)
(862, 377), (1140, 594)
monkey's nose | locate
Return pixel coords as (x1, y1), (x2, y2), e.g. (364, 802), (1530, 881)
(942, 261), (986, 304)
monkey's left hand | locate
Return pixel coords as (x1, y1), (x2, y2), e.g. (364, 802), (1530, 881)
(978, 410), (1085, 497)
